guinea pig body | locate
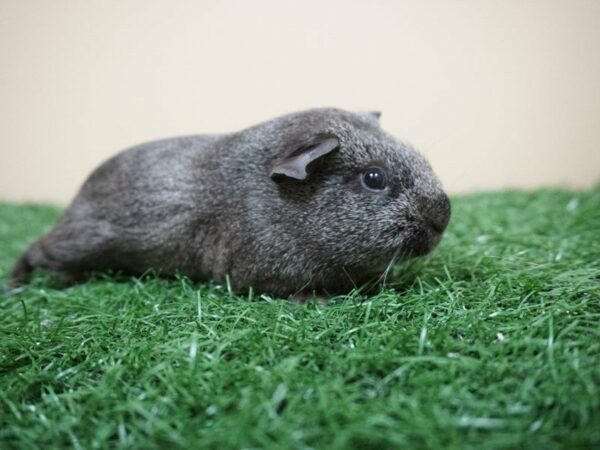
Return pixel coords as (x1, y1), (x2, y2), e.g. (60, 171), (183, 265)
(7, 108), (450, 296)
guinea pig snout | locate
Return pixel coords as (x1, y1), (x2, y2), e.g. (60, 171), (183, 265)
(419, 193), (451, 234)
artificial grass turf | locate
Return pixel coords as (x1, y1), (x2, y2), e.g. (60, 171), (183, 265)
(0, 187), (599, 450)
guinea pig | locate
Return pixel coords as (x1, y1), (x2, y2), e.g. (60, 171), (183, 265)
(6, 108), (451, 297)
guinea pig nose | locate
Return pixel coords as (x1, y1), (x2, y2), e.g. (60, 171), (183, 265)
(422, 193), (451, 234)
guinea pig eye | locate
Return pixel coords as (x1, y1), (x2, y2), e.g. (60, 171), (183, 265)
(361, 167), (387, 191)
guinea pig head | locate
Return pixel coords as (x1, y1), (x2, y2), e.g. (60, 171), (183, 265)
(269, 110), (451, 272)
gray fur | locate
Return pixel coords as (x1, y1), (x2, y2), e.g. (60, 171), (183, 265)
(6, 108), (450, 296)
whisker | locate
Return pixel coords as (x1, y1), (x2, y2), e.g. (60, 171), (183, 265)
(377, 247), (401, 286)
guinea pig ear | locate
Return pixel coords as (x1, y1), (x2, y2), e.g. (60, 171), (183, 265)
(270, 136), (339, 181)
(359, 111), (382, 126)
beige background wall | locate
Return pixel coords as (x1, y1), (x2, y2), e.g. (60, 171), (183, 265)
(1, 0), (599, 203)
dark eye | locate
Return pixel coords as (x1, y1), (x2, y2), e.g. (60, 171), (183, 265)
(361, 167), (387, 191)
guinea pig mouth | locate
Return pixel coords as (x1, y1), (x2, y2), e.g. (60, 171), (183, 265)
(403, 229), (442, 258)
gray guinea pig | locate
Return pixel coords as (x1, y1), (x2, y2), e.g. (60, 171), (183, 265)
(7, 108), (450, 297)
